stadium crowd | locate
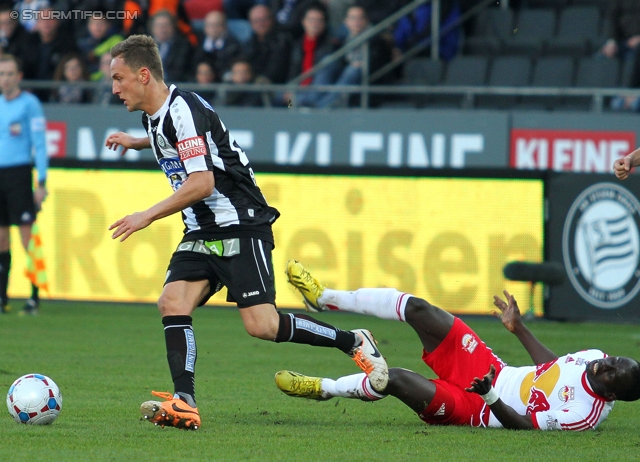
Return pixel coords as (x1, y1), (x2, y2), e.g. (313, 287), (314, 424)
(0, 0), (471, 108)
(0, 0), (638, 109)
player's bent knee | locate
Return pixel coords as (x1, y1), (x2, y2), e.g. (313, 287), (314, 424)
(404, 298), (437, 324)
(157, 293), (190, 316)
(386, 367), (421, 395)
(244, 323), (277, 340)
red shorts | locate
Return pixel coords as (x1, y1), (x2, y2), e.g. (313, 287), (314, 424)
(418, 317), (505, 427)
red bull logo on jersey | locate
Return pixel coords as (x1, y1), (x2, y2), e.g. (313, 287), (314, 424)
(526, 387), (551, 414)
(461, 333), (478, 354)
(534, 359), (558, 380)
(558, 386), (575, 403)
(177, 136), (206, 160)
(520, 362), (560, 407)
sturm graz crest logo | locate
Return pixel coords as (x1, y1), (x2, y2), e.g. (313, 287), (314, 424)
(562, 182), (640, 309)
(157, 133), (167, 148)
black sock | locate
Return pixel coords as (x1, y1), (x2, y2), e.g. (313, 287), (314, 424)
(31, 284), (39, 302)
(0, 251), (10, 305)
(274, 312), (357, 354)
(162, 315), (197, 405)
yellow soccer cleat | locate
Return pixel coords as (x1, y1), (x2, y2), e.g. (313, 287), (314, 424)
(275, 371), (330, 401)
(140, 391), (201, 430)
(285, 260), (326, 312)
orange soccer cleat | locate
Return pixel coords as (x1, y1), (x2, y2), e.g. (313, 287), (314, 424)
(140, 391), (201, 430)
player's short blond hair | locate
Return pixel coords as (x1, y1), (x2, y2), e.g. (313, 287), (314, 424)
(110, 34), (164, 82)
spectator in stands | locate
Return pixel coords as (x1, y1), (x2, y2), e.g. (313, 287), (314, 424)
(193, 60), (217, 104)
(193, 10), (242, 83)
(323, 0), (353, 39)
(93, 51), (120, 105)
(599, 0), (640, 61)
(224, 57), (264, 106)
(14, 0), (50, 33)
(0, 5), (37, 78)
(270, 0), (324, 39)
(393, 0), (460, 62)
(282, 3), (339, 107)
(225, 0), (266, 20)
(150, 10), (193, 83)
(245, 4), (292, 84)
(76, 15), (124, 78)
(123, 0), (197, 46)
(51, 52), (92, 104)
(314, 5), (391, 108)
(352, 0), (404, 25)
(32, 7), (78, 100)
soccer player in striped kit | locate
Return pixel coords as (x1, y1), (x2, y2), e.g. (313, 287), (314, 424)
(278, 260), (640, 430)
(104, 34), (386, 430)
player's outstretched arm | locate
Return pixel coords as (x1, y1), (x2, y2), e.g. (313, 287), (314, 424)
(494, 290), (558, 365)
(465, 365), (535, 430)
(105, 131), (151, 156)
(109, 170), (214, 241)
(613, 147), (640, 180)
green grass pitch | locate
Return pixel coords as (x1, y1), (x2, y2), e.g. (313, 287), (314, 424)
(1, 301), (640, 461)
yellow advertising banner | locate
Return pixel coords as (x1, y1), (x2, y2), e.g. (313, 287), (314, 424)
(8, 169), (543, 315)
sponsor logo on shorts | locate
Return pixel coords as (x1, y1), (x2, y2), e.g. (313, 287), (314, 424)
(20, 211), (32, 223)
(461, 333), (478, 354)
(242, 291), (260, 298)
(558, 386), (574, 403)
(177, 136), (206, 161)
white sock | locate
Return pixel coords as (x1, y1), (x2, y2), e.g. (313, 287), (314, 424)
(321, 373), (386, 401)
(318, 288), (410, 321)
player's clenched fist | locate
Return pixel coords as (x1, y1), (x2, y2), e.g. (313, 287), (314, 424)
(614, 148), (640, 180)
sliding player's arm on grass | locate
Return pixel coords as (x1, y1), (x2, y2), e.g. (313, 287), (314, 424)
(465, 365), (535, 430)
(493, 290), (558, 365)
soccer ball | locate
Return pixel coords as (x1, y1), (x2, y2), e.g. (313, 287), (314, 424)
(6, 374), (63, 425)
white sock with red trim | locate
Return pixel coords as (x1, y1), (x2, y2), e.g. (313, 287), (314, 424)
(318, 288), (409, 322)
(321, 373), (386, 401)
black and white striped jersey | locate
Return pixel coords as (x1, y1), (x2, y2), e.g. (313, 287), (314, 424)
(142, 85), (279, 243)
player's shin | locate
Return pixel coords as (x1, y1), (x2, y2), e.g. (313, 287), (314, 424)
(274, 312), (358, 354)
(321, 288), (409, 321)
(322, 373), (386, 401)
(162, 315), (197, 407)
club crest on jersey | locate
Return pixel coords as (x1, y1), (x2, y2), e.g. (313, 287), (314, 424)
(461, 333), (478, 353)
(177, 136), (206, 160)
(558, 386), (574, 403)
(157, 133), (167, 148)
(9, 122), (21, 136)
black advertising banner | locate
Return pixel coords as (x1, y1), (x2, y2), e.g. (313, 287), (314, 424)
(547, 173), (640, 321)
